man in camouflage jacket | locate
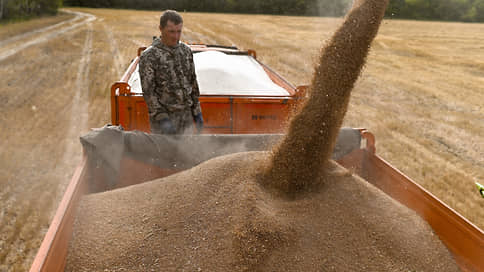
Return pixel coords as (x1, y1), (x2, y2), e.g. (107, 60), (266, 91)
(139, 10), (203, 134)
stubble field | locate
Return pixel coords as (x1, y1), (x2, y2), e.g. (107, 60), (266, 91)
(0, 7), (483, 271)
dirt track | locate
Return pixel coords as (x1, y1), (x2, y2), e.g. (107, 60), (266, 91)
(0, 10), (112, 271)
(0, 8), (483, 271)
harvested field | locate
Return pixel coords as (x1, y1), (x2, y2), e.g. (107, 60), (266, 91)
(0, 4), (483, 272)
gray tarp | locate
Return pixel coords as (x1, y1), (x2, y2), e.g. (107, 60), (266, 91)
(80, 126), (361, 190)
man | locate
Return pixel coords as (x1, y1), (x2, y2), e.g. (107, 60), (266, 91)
(139, 10), (203, 134)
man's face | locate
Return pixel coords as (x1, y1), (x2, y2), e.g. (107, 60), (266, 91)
(160, 20), (182, 47)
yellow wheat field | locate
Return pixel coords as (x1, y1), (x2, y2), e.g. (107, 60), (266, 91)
(0, 7), (483, 271)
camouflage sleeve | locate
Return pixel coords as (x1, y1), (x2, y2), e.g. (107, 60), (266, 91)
(139, 52), (169, 121)
(189, 51), (202, 117)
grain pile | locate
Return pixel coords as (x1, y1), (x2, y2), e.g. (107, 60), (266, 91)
(66, 152), (459, 271)
(66, 0), (461, 271)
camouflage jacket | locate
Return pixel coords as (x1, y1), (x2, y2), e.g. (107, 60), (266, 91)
(139, 37), (202, 121)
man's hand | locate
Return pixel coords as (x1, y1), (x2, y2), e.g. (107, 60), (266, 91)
(160, 118), (176, 134)
(194, 113), (204, 133)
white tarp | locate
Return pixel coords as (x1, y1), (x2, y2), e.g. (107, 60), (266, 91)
(129, 50), (289, 96)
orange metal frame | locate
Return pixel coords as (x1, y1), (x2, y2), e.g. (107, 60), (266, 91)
(29, 156), (89, 272)
(357, 131), (484, 271)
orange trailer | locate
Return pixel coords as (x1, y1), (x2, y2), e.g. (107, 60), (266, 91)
(110, 45), (306, 134)
(30, 45), (484, 272)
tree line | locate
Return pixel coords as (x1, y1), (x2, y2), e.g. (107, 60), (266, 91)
(0, 0), (61, 21)
(386, 0), (484, 22)
(2, 0), (484, 22)
(63, 0), (484, 22)
(62, 0), (354, 17)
